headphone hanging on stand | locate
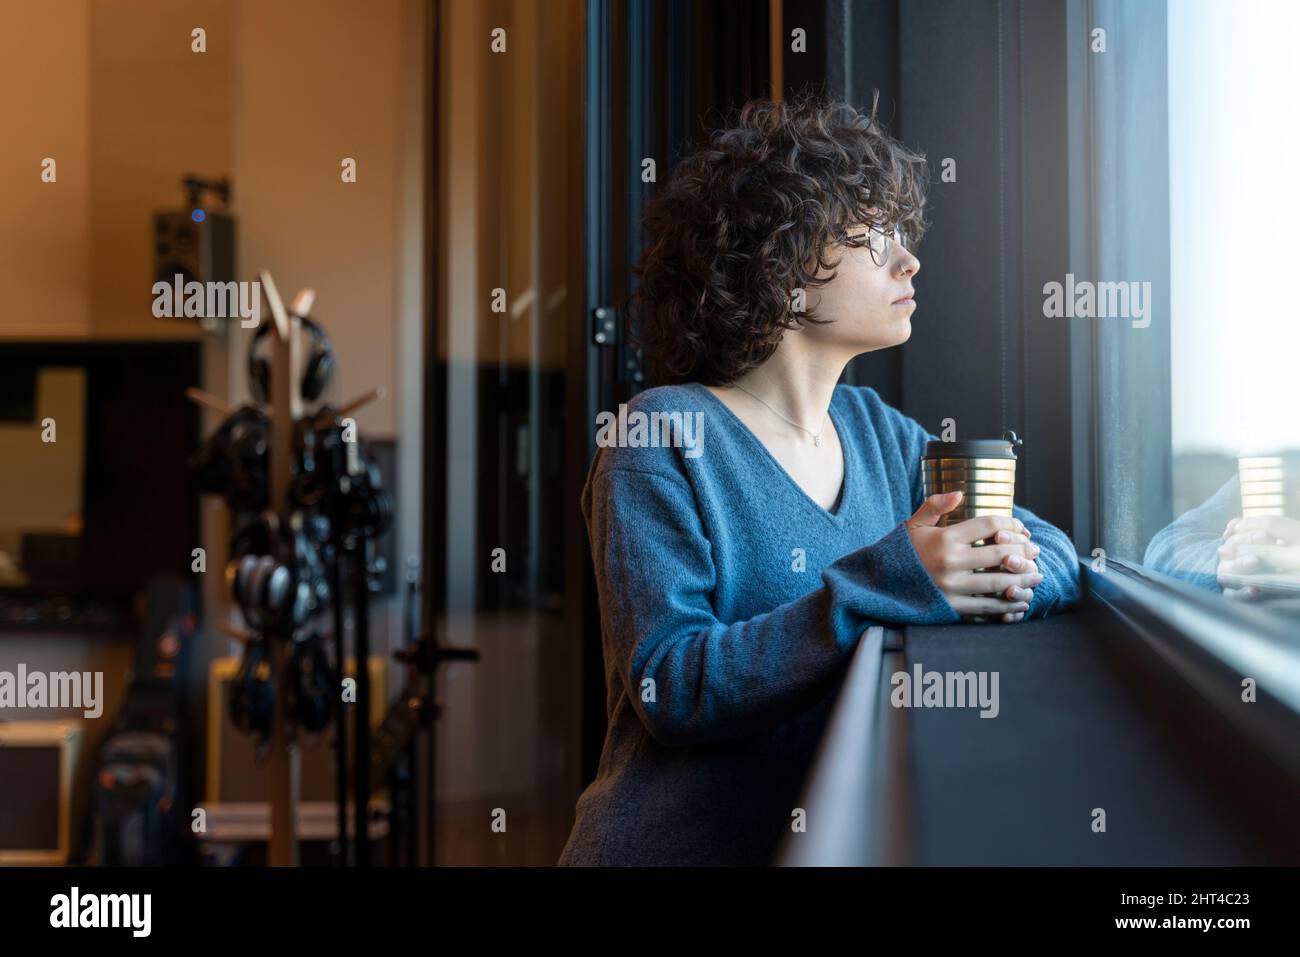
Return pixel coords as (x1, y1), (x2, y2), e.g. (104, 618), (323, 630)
(284, 632), (335, 734)
(229, 637), (274, 745)
(225, 510), (334, 743)
(228, 552), (296, 634)
(247, 315), (336, 404)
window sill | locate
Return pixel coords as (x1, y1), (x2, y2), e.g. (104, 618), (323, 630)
(1082, 556), (1300, 779)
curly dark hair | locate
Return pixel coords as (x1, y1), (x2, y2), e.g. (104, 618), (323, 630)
(629, 91), (929, 386)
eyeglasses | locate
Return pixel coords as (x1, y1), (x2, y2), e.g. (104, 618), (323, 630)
(841, 222), (906, 267)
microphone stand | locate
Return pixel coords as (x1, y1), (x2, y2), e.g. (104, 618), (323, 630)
(401, 560), (420, 866)
(191, 274), (395, 868)
(349, 535), (371, 865)
(330, 544), (349, 866)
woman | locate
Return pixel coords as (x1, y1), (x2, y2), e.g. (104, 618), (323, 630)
(558, 94), (1081, 866)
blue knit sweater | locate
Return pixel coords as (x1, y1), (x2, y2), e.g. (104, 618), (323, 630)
(1143, 474), (1238, 591)
(558, 382), (1081, 866)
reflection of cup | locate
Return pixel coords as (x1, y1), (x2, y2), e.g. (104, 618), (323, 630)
(1234, 453), (1300, 600)
(922, 435), (1020, 606)
(1237, 453), (1300, 519)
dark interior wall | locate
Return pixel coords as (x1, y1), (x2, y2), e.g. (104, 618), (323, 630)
(780, 1), (905, 406)
(577, 0), (1080, 782)
(897, 0), (1075, 533)
(581, 8), (1081, 499)
(0, 342), (201, 595)
(831, 0), (904, 406)
(666, 0), (773, 150)
(776, 0), (1075, 530)
(582, 0), (776, 783)
(1017, 0), (1075, 536)
(898, 0), (1012, 443)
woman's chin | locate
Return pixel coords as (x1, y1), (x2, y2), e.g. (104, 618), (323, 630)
(836, 315), (912, 352)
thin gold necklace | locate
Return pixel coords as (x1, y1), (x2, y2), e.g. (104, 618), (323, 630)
(731, 382), (827, 447)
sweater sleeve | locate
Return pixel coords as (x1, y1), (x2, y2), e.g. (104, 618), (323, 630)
(879, 396), (1082, 620)
(1008, 503), (1082, 618)
(1142, 473), (1238, 592)
(585, 465), (959, 748)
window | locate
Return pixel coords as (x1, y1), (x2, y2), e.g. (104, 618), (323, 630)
(1089, 0), (1300, 629)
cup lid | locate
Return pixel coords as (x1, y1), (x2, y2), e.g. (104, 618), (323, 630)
(923, 431), (1021, 460)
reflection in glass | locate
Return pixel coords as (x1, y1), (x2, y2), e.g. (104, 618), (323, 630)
(1141, 0), (1300, 622)
(0, 368), (87, 588)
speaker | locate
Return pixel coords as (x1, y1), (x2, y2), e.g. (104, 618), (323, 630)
(133, 578), (198, 685)
(89, 578), (198, 866)
(152, 210), (235, 321)
(206, 656), (387, 803)
(0, 721), (84, 865)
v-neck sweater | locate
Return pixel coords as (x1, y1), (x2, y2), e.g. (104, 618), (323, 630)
(558, 382), (1081, 866)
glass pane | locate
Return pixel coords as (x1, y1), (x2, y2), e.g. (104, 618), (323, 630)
(433, 0), (583, 864)
(1138, 0), (1300, 623)
(0, 368), (86, 589)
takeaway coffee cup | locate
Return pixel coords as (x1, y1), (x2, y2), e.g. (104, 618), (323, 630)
(922, 432), (1022, 608)
(1237, 452), (1300, 519)
(1233, 452), (1300, 598)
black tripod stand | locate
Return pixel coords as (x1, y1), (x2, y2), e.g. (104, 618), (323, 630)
(365, 572), (478, 866)
(312, 419), (393, 865)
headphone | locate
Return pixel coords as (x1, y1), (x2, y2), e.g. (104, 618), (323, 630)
(225, 511), (335, 740)
(229, 638), (274, 744)
(226, 514), (330, 630)
(228, 553), (298, 634)
(228, 629), (335, 740)
(189, 405), (269, 512)
(247, 316), (335, 404)
(284, 632), (335, 733)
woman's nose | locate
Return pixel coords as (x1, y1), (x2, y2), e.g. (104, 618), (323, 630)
(896, 248), (920, 278)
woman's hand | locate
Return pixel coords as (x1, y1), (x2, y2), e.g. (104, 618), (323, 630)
(1217, 515), (1300, 600)
(906, 491), (1043, 623)
(988, 525), (1038, 622)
